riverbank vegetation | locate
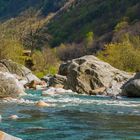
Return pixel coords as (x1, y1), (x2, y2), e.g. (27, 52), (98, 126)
(98, 34), (140, 72)
(0, 0), (139, 77)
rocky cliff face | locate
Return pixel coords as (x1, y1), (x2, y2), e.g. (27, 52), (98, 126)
(53, 55), (133, 96)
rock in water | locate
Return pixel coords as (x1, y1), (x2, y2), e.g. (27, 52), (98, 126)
(9, 115), (19, 120)
(49, 74), (67, 88)
(0, 72), (25, 98)
(0, 59), (41, 96)
(36, 101), (50, 107)
(122, 72), (140, 97)
(0, 131), (22, 140)
(59, 55), (133, 96)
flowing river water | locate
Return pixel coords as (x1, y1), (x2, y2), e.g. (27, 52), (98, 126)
(0, 90), (140, 140)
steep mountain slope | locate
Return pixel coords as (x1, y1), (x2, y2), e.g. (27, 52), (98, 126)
(0, 0), (68, 20)
(47, 0), (140, 46)
(0, 0), (43, 20)
(0, 0), (140, 48)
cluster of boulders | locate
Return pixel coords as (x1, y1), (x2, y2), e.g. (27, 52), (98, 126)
(48, 55), (140, 97)
(0, 59), (46, 98)
(1, 55), (140, 98)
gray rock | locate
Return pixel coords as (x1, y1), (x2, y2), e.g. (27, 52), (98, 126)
(0, 59), (40, 83)
(122, 72), (140, 97)
(21, 66), (41, 83)
(49, 74), (67, 88)
(0, 131), (22, 140)
(0, 63), (9, 72)
(0, 72), (25, 98)
(58, 61), (71, 76)
(41, 74), (53, 84)
(0, 59), (40, 98)
(59, 55), (133, 95)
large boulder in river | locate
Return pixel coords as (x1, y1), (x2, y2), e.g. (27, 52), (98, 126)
(0, 72), (25, 98)
(0, 59), (40, 83)
(122, 73), (140, 97)
(59, 55), (133, 95)
(0, 131), (22, 140)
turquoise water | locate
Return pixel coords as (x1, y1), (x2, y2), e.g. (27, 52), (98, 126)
(0, 90), (140, 140)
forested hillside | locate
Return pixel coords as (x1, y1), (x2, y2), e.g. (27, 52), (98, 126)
(0, 0), (139, 46)
(0, 0), (140, 76)
(0, 0), (68, 20)
(47, 0), (140, 46)
(0, 0), (43, 20)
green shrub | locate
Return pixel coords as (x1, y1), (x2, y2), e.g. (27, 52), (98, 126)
(32, 47), (60, 77)
(34, 66), (58, 78)
(97, 35), (140, 72)
(0, 38), (25, 64)
(114, 21), (128, 32)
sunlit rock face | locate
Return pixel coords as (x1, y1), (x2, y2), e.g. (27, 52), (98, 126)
(0, 131), (22, 140)
(0, 59), (40, 84)
(0, 72), (25, 98)
(58, 55), (133, 96)
(0, 59), (41, 98)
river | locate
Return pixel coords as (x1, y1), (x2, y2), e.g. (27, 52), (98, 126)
(0, 90), (140, 140)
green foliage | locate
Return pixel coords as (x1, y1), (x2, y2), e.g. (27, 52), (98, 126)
(0, 0), (139, 75)
(56, 43), (86, 61)
(34, 71), (45, 79)
(0, 0), (43, 20)
(34, 66), (58, 78)
(114, 21), (128, 32)
(47, 0), (140, 46)
(97, 35), (140, 72)
(85, 32), (94, 48)
(0, 38), (25, 64)
(32, 47), (59, 75)
(0, 0), (139, 48)
(32, 50), (46, 72)
(42, 0), (66, 15)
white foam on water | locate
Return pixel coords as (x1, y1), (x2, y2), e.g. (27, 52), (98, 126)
(1, 98), (35, 105)
(117, 111), (124, 114)
(40, 93), (140, 108)
(1, 90), (140, 110)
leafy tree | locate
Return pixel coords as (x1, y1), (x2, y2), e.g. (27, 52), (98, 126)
(85, 31), (94, 48)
